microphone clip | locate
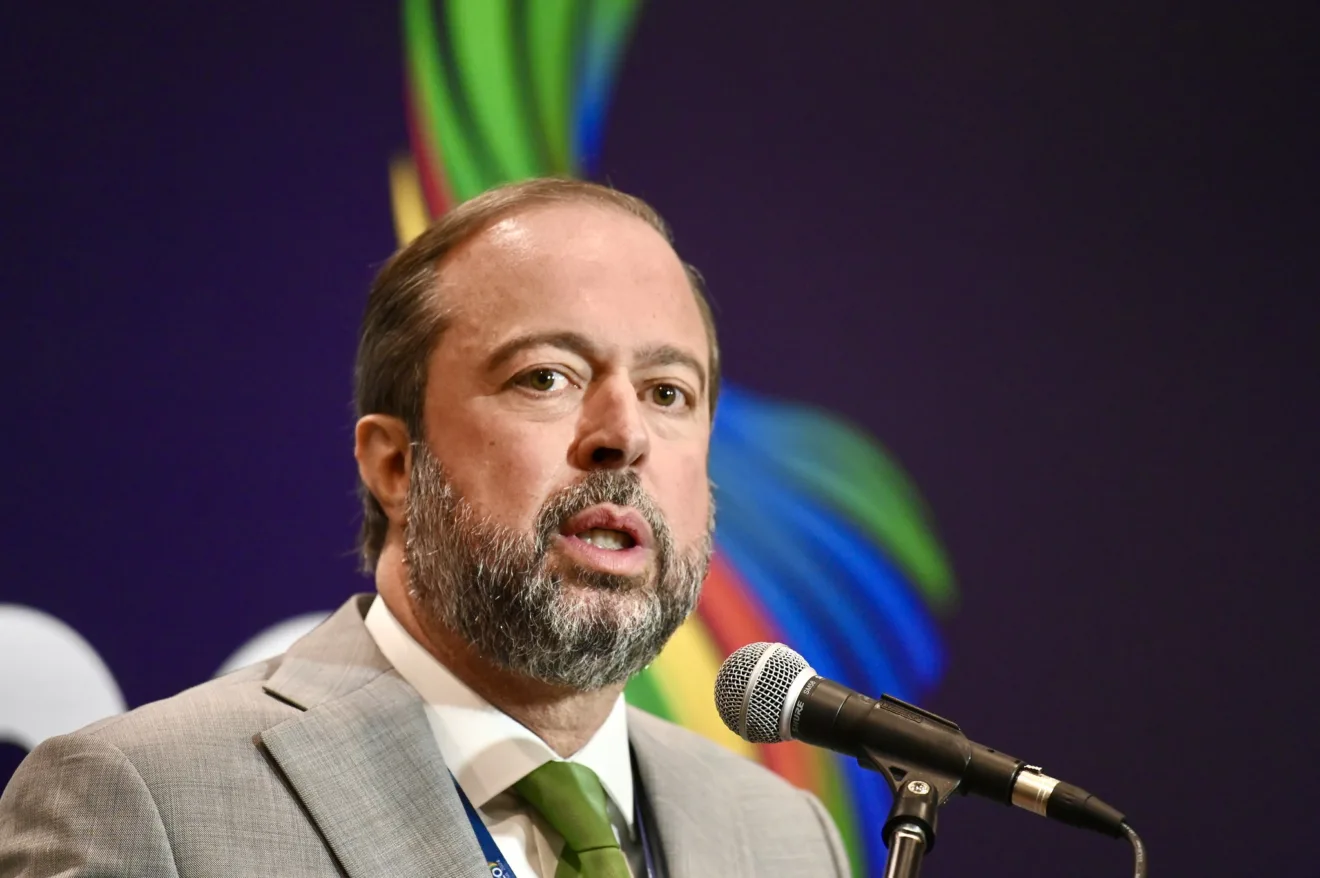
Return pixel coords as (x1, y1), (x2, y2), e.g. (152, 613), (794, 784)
(860, 745), (963, 856)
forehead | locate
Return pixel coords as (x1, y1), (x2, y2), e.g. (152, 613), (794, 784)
(434, 202), (707, 366)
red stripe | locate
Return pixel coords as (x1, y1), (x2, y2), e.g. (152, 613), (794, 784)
(698, 553), (780, 654)
(404, 75), (450, 218)
(698, 555), (816, 790)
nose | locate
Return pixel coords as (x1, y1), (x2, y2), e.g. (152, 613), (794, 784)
(572, 376), (650, 471)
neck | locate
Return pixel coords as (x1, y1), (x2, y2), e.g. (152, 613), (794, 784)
(375, 540), (623, 757)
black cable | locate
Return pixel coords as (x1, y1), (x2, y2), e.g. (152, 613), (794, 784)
(1120, 821), (1148, 878)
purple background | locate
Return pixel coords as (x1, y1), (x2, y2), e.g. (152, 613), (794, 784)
(2, 2), (1317, 874)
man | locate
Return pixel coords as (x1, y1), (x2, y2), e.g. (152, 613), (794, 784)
(0, 179), (849, 876)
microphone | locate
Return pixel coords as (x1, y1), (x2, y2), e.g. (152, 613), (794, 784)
(714, 642), (1127, 839)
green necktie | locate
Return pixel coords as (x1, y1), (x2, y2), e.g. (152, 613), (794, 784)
(513, 761), (632, 878)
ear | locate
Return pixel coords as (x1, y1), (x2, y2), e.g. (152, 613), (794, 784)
(354, 414), (413, 526)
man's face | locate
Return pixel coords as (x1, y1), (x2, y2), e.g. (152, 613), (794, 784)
(406, 202), (714, 686)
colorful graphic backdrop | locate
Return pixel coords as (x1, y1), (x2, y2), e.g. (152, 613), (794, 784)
(391, 3), (955, 871)
(1, 3), (1315, 876)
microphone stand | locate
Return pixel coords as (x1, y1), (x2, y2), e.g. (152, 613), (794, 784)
(861, 747), (960, 878)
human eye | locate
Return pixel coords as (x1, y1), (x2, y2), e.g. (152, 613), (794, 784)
(514, 367), (573, 394)
(646, 383), (691, 410)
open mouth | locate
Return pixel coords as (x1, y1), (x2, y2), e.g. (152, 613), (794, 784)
(574, 527), (638, 551)
(557, 505), (653, 573)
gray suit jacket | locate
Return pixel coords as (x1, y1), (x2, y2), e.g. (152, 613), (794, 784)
(0, 595), (849, 877)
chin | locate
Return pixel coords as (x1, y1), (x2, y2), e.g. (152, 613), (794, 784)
(549, 556), (653, 592)
(554, 575), (653, 616)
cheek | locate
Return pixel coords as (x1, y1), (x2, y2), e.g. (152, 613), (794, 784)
(654, 452), (712, 545)
(428, 416), (569, 531)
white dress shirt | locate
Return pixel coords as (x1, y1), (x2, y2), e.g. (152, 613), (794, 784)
(364, 597), (644, 877)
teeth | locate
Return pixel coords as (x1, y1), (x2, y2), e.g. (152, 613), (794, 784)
(578, 528), (633, 550)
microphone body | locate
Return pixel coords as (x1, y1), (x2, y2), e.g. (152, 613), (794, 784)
(795, 677), (1020, 803)
(716, 642), (1126, 839)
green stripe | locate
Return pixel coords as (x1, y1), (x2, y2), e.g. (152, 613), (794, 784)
(590, 0), (642, 62)
(447, 0), (539, 182)
(819, 756), (865, 877)
(623, 667), (671, 720)
(762, 410), (958, 610)
(507, 1), (556, 174)
(403, 0), (484, 201)
(800, 460), (956, 609)
(570, 0), (641, 163)
(526, 0), (575, 173)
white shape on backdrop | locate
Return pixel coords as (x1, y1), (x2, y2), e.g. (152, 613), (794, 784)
(0, 604), (126, 748)
(0, 605), (330, 754)
(214, 611), (330, 676)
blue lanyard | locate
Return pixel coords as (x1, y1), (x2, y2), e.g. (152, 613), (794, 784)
(451, 772), (658, 878)
(452, 776), (519, 878)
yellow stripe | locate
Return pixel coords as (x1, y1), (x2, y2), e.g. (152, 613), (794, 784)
(389, 155), (431, 246)
(648, 617), (758, 760)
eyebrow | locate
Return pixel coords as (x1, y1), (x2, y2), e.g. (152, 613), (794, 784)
(485, 331), (708, 392)
(485, 331), (602, 374)
(633, 343), (708, 393)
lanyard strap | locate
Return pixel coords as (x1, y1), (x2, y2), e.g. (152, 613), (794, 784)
(453, 776), (519, 878)
(451, 772), (658, 878)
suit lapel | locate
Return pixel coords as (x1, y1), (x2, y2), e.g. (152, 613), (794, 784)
(630, 713), (751, 878)
(257, 596), (489, 878)
(260, 597), (759, 878)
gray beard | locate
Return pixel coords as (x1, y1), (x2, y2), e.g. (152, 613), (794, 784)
(403, 444), (712, 691)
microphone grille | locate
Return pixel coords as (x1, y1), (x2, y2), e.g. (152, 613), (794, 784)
(714, 642), (813, 744)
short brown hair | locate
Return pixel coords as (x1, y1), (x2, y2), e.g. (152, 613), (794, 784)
(353, 177), (721, 572)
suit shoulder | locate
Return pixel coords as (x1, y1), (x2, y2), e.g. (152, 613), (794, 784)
(628, 708), (851, 875)
(72, 658), (295, 760)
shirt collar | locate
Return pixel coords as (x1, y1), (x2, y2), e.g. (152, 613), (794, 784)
(363, 595), (634, 825)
